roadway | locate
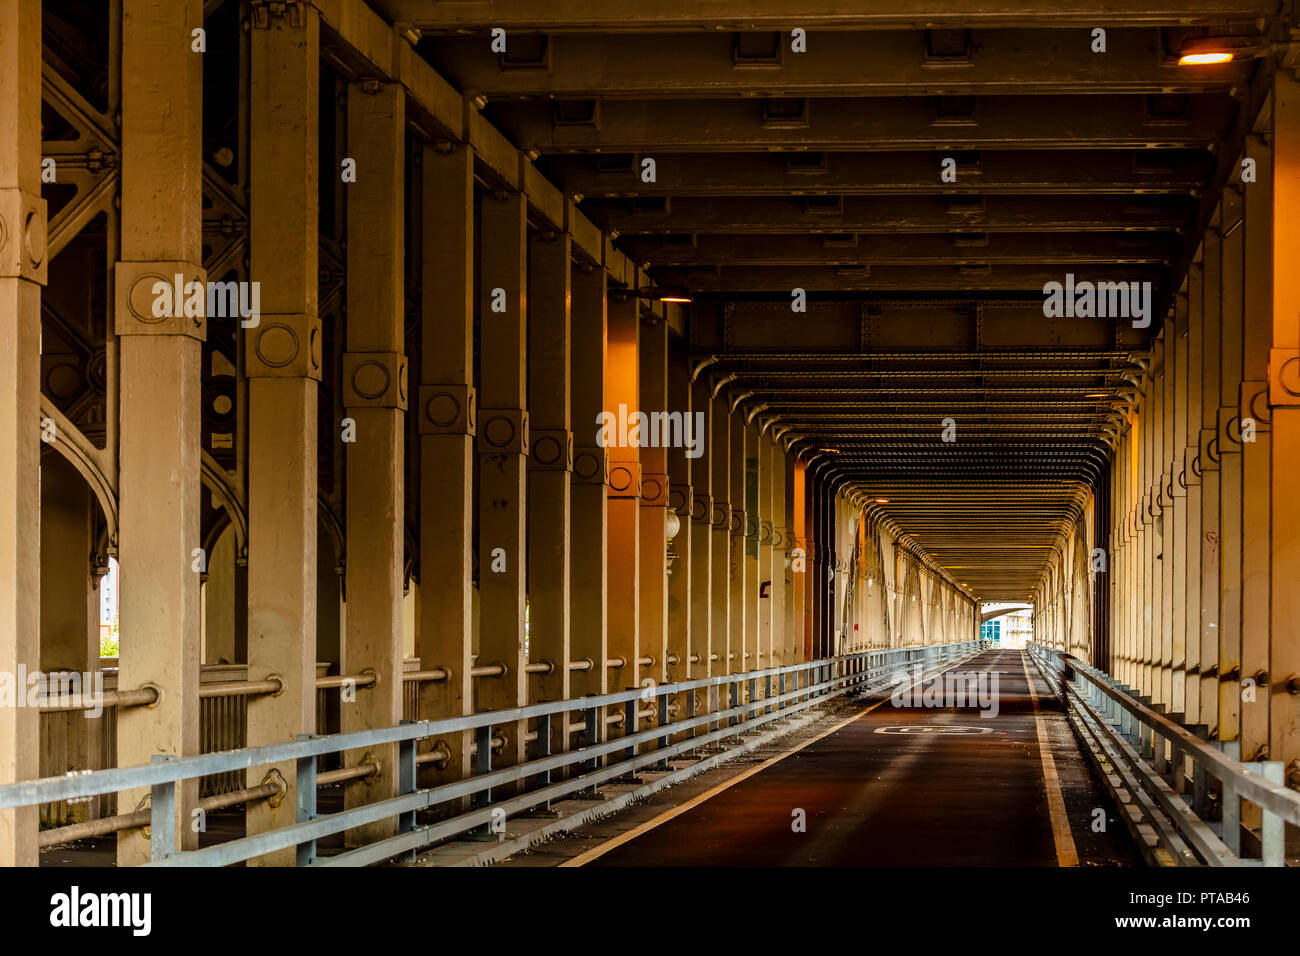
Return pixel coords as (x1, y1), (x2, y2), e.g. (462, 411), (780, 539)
(549, 650), (1138, 867)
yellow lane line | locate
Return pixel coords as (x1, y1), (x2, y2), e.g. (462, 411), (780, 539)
(1020, 651), (1080, 867)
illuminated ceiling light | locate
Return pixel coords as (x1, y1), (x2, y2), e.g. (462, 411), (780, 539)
(1176, 35), (1277, 66)
(1179, 51), (1234, 65)
(873, 497), (889, 503)
(633, 285), (693, 305)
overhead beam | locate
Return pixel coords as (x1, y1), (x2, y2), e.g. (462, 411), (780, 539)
(589, 195), (1194, 234)
(655, 264), (1164, 293)
(539, 150), (1213, 198)
(622, 233), (1178, 268)
(424, 30), (1247, 99)
(690, 299), (1153, 351)
(487, 94), (1234, 153)
(377, 0), (1275, 32)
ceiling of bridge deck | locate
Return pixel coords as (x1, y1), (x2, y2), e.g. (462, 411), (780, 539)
(393, 0), (1277, 602)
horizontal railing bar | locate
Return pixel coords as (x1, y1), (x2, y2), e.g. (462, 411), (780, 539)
(151, 649), (973, 868)
(314, 649), (977, 867)
(1030, 644), (1300, 828)
(3, 645), (974, 809)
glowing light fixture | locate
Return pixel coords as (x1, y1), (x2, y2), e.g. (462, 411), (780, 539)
(1176, 35), (1278, 66)
(1178, 50), (1234, 65)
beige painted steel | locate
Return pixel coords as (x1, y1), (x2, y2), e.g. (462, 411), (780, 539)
(527, 230), (573, 747)
(1218, 184), (1244, 745)
(605, 292), (640, 727)
(638, 314), (669, 693)
(729, 407), (748, 675)
(687, 376), (712, 680)
(341, 81), (407, 844)
(709, 392), (731, 688)
(244, 8), (321, 864)
(1199, 216), (1223, 732)
(477, 189), (529, 773)
(569, 266), (608, 701)
(114, 0), (206, 866)
(0, 0), (44, 866)
(417, 144), (476, 793)
(1240, 132), (1272, 762)
(1269, 71), (1300, 778)
(665, 334), (692, 715)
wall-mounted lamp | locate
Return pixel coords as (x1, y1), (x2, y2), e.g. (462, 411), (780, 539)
(666, 510), (681, 573)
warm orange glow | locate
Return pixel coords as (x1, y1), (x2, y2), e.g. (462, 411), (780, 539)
(1178, 51), (1234, 65)
(873, 497), (889, 503)
(660, 295), (692, 304)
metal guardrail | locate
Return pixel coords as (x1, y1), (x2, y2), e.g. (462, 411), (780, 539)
(1028, 642), (1300, 867)
(2, 641), (981, 867)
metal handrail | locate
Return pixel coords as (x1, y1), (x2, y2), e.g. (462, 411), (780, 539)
(6, 641), (980, 866)
(1028, 642), (1300, 866)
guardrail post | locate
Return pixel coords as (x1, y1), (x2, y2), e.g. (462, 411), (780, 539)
(535, 712), (553, 810)
(777, 672), (786, 713)
(623, 698), (638, 762)
(398, 723), (417, 862)
(657, 691), (670, 767)
(472, 724), (493, 835)
(1220, 740), (1242, 856)
(149, 755), (178, 863)
(1245, 762), (1286, 866)
(1190, 725), (1209, 818)
(686, 688), (698, 736)
(747, 677), (757, 721)
(583, 700), (601, 797)
(729, 680), (740, 727)
(295, 735), (317, 866)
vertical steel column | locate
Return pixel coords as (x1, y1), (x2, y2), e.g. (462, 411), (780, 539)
(527, 229), (573, 758)
(114, 0), (205, 865)
(1268, 71), (1300, 777)
(729, 401), (748, 673)
(570, 264), (608, 702)
(709, 387), (731, 687)
(244, 6), (321, 863)
(792, 459), (808, 662)
(606, 291), (641, 731)
(477, 190), (530, 775)
(1217, 185), (1245, 745)
(1170, 290), (1190, 716)
(665, 332), (693, 737)
(341, 81), (407, 844)
(1184, 257), (1205, 727)
(1199, 214), (1223, 732)
(687, 374), (712, 681)
(0, 0), (44, 866)
(772, 434), (788, 666)
(1240, 132), (1272, 764)
(744, 417), (762, 673)
(758, 424), (774, 672)
(417, 144), (476, 794)
(638, 310), (669, 694)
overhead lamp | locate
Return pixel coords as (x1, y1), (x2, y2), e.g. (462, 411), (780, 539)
(1176, 35), (1277, 66)
(634, 285), (693, 304)
(873, 497), (889, 504)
